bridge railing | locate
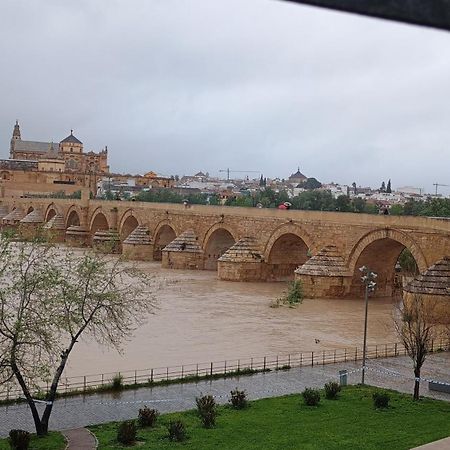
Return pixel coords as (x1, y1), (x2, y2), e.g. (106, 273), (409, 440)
(1, 338), (448, 402)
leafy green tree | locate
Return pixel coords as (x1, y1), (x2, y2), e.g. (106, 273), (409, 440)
(389, 204), (404, 215)
(380, 181), (386, 192)
(336, 195), (351, 212)
(397, 248), (418, 275)
(352, 198), (366, 213)
(352, 182), (357, 195)
(0, 238), (156, 436)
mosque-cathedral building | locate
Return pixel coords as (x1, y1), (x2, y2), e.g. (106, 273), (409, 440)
(1, 121), (172, 198)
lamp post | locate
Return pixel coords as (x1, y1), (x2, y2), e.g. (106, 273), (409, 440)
(359, 265), (377, 385)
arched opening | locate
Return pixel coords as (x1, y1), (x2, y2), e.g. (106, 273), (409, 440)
(120, 215), (139, 241)
(153, 225), (176, 261)
(46, 209), (57, 222)
(350, 238), (419, 298)
(27, 206), (34, 214)
(67, 210), (80, 227)
(267, 233), (309, 280)
(204, 229), (236, 271)
(91, 213), (109, 235)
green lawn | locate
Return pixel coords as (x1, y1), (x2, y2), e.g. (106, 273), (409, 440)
(0, 431), (65, 450)
(90, 386), (450, 450)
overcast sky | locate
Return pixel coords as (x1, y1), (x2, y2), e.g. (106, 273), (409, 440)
(1, 0), (449, 194)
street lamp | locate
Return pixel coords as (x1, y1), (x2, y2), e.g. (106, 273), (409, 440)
(359, 265), (377, 385)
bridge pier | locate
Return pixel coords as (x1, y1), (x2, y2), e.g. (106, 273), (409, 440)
(295, 246), (352, 298)
(122, 225), (154, 260)
(162, 230), (204, 270)
(217, 237), (266, 281)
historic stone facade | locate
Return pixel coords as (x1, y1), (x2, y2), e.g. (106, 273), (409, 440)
(0, 197), (449, 301)
(1, 121), (109, 197)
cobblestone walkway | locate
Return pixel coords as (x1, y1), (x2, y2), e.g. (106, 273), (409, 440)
(0, 353), (448, 437)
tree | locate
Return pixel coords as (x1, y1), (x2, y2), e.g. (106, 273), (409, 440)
(380, 181), (386, 192)
(352, 182), (357, 195)
(386, 179), (392, 193)
(352, 197), (366, 213)
(394, 294), (436, 400)
(0, 237), (157, 435)
(335, 195), (351, 212)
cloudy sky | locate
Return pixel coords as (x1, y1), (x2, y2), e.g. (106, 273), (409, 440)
(0, 0), (449, 194)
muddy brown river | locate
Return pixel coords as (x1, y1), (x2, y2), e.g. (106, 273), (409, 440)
(66, 261), (397, 378)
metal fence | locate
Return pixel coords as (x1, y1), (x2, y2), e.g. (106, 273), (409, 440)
(1, 338), (449, 402)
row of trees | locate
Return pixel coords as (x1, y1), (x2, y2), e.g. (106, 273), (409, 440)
(103, 187), (450, 218)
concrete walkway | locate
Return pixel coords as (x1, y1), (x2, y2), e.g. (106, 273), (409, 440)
(413, 436), (450, 449)
(1, 353), (448, 440)
(62, 428), (97, 450)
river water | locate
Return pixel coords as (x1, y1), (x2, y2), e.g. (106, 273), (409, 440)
(66, 261), (397, 378)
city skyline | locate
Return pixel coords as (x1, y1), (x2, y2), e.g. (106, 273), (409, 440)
(0, 0), (449, 195)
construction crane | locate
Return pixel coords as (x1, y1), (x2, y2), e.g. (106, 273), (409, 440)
(219, 168), (260, 181)
(433, 183), (449, 196)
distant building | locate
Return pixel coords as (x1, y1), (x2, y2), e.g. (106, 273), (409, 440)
(288, 167), (307, 185)
(10, 121), (109, 174)
(1, 121), (110, 197)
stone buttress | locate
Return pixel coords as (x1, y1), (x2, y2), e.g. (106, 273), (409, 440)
(122, 225), (153, 260)
(162, 229), (204, 269)
(218, 236), (264, 281)
(295, 245), (351, 298)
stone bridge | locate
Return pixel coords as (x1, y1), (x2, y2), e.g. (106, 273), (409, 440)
(1, 196), (449, 299)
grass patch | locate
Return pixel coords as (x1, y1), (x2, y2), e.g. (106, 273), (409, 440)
(90, 385), (450, 449)
(0, 432), (65, 450)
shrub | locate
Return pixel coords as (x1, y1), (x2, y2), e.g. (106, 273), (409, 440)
(167, 420), (187, 442)
(117, 420), (137, 445)
(229, 388), (247, 409)
(111, 373), (123, 391)
(324, 381), (341, 400)
(373, 391), (390, 409)
(196, 394), (218, 428)
(276, 280), (304, 306)
(138, 406), (159, 428)
(302, 388), (320, 406)
(8, 430), (30, 450)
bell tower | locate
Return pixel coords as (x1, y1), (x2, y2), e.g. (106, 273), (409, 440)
(10, 120), (21, 157)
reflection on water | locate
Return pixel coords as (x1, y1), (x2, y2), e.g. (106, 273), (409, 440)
(67, 261), (397, 378)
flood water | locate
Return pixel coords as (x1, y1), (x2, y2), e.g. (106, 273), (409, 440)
(66, 261), (397, 378)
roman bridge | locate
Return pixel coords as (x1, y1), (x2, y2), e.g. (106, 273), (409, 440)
(1, 196), (449, 299)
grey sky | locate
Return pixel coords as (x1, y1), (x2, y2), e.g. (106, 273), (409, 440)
(1, 0), (449, 194)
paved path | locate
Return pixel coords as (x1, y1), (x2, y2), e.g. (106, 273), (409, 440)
(0, 353), (448, 438)
(413, 436), (450, 449)
(62, 428), (97, 450)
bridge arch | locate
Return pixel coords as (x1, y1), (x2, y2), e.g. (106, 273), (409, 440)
(119, 209), (141, 240)
(90, 209), (109, 235)
(202, 223), (238, 271)
(44, 203), (59, 222)
(153, 221), (177, 261)
(264, 223), (314, 280)
(347, 228), (428, 298)
(65, 205), (82, 228)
